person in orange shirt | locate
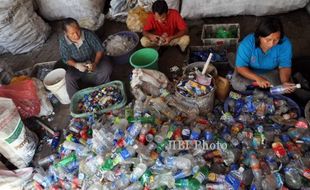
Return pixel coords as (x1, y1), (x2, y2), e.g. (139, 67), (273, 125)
(141, 0), (190, 52)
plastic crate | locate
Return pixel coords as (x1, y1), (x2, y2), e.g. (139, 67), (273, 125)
(201, 23), (240, 48)
(185, 45), (232, 77)
(70, 80), (127, 118)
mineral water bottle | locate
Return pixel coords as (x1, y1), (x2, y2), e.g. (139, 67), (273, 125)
(270, 83), (301, 95)
(38, 154), (58, 166)
(130, 163), (147, 182)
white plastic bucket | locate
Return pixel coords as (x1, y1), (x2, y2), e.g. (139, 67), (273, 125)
(43, 68), (70, 104)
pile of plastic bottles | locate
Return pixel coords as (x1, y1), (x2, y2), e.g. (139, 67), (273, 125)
(77, 86), (124, 114)
(176, 69), (215, 98)
(26, 90), (310, 189)
(104, 34), (136, 56)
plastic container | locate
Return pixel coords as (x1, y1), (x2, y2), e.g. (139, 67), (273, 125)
(201, 23), (240, 49)
(103, 31), (139, 64)
(70, 80), (127, 118)
(130, 48), (159, 70)
(186, 45), (233, 77)
(176, 62), (217, 115)
(43, 68), (70, 104)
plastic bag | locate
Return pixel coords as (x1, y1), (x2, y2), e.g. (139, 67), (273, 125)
(0, 79), (40, 119)
(0, 97), (38, 168)
(0, 166), (33, 190)
(126, 6), (149, 32)
(33, 78), (53, 116)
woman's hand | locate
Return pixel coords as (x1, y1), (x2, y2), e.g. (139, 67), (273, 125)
(255, 76), (271, 88)
(282, 82), (296, 93)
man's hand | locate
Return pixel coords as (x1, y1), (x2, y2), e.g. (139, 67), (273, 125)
(149, 34), (160, 42)
(255, 76), (271, 88)
(162, 36), (172, 45)
(86, 63), (96, 72)
(74, 63), (87, 72)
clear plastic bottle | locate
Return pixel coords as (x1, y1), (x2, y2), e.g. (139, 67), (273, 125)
(190, 126), (201, 140)
(284, 162), (302, 189)
(164, 156), (192, 170)
(38, 154), (58, 166)
(261, 173), (278, 190)
(130, 163), (147, 182)
(250, 155), (262, 189)
(270, 83), (301, 95)
(124, 182), (143, 190)
(62, 141), (89, 156)
(154, 123), (170, 144)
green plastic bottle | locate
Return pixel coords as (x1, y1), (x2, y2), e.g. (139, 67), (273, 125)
(192, 166), (210, 184)
(175, 178), (200, 190)
(101, 158), (114, 171)
(55, 153), (76, 168)
(127, 116), (155, 124)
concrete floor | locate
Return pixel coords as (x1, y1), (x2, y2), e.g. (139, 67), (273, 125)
(0, 8), (310, 164)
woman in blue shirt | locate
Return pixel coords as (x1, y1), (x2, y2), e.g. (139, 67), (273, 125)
(231, 17), (296, 93)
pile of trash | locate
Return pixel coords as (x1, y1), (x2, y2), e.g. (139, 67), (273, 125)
(17, 69), (309, 190)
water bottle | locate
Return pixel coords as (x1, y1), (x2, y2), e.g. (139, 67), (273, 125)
(270, 83), (301, 95)
(225, 167), (245, 190)
(207, 172), (226, 183)
(124, 182), (143, 190)
(113, 145), (138, 166)
(190, 126), (201, 140)
(173, 169), (192, 180)
(130, 163), (147, 182)
(38, 154), (58, 166)
(127, 122), (142, 139)
(164, 156), (192, 170)
(138, 123), (152, 144)
(154, 123), (170, 144)
(250, 155), (262, 189)
(62, 141), (88, 156)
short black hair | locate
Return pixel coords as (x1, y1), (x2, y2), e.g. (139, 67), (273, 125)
(152, 0), (168, 15)
(254, 17), (284, 47)
(62, 18), (80, 32)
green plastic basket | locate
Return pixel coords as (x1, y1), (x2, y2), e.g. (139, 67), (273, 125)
(70, 80), (127, 118)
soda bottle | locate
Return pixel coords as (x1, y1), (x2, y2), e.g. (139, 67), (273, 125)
(138, 123), (152, 144)
(261, 173), (278, 190)
(175, 178), (200, 190)
(38, 154), (58, 166)
(173, 169), (193, 180)
(192, 166), (210, 185)
(130, 163), (147, 182)
(270, 83), (301, 95)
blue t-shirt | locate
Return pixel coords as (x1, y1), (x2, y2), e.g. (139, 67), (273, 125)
(235, 33), (292, 74)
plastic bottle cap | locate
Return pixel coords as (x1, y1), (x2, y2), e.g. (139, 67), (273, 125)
(296, 84), (301, 88)
(238, 167), (245, 173)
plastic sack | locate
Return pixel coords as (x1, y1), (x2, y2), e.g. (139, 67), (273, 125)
(0, 166), (33, 190)
(126, 6), (149, 32)
(0, 0), (50, 55)
(181, 0), (309, 19)
(35, 0), (105, 30)
(0, 79), (41, 119)
(33, 78), (53, 117)
(0, 97), (38, 168)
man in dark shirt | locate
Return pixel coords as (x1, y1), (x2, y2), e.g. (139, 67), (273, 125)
(59, 18), (112, 98)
